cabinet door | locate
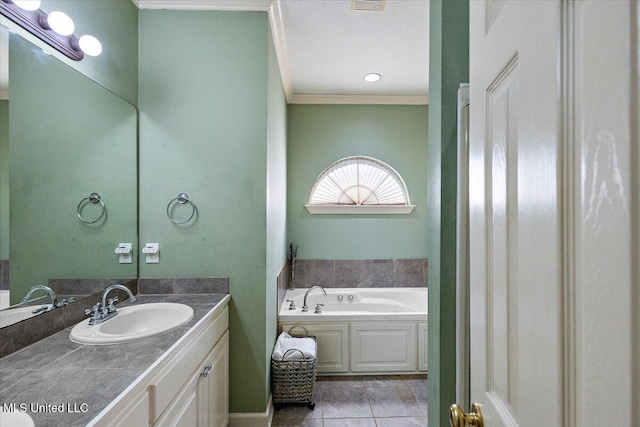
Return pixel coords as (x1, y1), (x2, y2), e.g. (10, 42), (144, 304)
(109, 389), (150, 427)
(350, 323), (417, 372)
(199, 331), (229, 427)
(281, 323), (349, 373)
(154, 371), (199, 427)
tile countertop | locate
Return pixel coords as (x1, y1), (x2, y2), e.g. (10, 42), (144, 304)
(0, 294), (229, 427)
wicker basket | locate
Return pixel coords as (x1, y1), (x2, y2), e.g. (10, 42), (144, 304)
(271, 332), (317, 409)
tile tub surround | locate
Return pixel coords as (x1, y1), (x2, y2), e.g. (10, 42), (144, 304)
(271, 375), (428, 426)
(0, 280), (138, 359)
(293, 259), (428, 288)
(277, 261), (291, 324)
(0, 293), (228, 427)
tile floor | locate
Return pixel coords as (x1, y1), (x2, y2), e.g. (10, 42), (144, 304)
(272, 375), (428, 427)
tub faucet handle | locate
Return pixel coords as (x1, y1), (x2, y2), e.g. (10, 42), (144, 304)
(286, 299), (296, 310)
(314, 303), (325, 314)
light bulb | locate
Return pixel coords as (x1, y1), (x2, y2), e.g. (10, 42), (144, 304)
(78, 35), (102, 56)
(12, 0), (41, 11)
(46, 11), (75, 36)
(363, 73), (381, 83)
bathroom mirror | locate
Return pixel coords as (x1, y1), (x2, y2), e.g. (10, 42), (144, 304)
(0, 29), (138, 325)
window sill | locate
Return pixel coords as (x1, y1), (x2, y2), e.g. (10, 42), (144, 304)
(304, 205), (415, 215)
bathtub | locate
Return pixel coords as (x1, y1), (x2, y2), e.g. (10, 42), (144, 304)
(0, 290), (9, 310)
(278, 287), (428, 375)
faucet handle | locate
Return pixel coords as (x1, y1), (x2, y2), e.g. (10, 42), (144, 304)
(106, 297), (118, 313)
(32, 305), (50, 315)
(286, 299), (296, 310)
(85, 303), (100, 317)
(54, 297), (75, 308)
(314, 303), (325, 314)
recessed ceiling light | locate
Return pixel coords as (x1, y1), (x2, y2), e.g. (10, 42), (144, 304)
(363, 73), (382, 83)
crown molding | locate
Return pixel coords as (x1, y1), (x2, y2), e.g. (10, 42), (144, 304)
(268, 1), (293, 101)
(290, 93), (429, 105)
(135, 0), (274, 11)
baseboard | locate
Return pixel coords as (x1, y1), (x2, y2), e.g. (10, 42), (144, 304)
(228, 394), (273, 427)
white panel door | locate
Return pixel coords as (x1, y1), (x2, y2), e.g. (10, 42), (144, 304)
(468, 1), (563, 425)
(466, 1), (639, 426)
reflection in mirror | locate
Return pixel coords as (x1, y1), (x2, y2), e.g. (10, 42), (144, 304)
(0, 29), (138, 327)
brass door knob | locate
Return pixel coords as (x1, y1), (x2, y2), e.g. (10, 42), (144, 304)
(450, 403), (484, 427)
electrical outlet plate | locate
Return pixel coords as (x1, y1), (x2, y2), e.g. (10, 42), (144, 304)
(143, 243), (159, 264)
(115, 243), (132, 264)
(115, 243), (133, 264)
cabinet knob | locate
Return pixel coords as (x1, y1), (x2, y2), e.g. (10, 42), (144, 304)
(201, 363), (213, 378)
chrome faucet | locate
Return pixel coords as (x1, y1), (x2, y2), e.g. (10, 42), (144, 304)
(101, 284), (136, 309)
(302, 286), (327, 312)
(85, 284), (136, 325)
(22, 285), (57, 309)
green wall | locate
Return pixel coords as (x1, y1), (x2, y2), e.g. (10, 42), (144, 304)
(287, 104), (429, 259)
(0, 100), (8, 259)
(427, 1), (469, 426)
(265, 22), (288, 398)
(138, 10), (285, 414)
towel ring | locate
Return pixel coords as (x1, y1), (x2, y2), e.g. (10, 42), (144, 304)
(77, 193), (106, 224)
(167, 193), (196, 224)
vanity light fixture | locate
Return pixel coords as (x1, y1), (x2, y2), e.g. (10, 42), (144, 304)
(39, 10), (75, 36)
(75, 34), (101, 56)
(12, 0), (39, 11)
(363, 72), (382, 82)
(0, 0), (102, 61)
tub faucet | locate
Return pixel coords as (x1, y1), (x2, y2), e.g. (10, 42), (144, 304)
(22, 285), (57, 309)
(302, 286), (327, 312)
(86, 284), (136, 325)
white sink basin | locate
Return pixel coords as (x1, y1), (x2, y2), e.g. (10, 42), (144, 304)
(0, 406), (35, 427)
(0, 305), (52, 328)
(70, 302), (194, 344)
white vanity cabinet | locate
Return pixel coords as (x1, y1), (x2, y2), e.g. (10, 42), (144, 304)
(89, 297), (230, 427)
(154, 332), (229, 427)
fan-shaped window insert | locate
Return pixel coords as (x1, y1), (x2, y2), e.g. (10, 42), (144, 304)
(306, 156), (415, 214)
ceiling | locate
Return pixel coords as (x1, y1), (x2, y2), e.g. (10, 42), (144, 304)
(137, 0), (430, 104)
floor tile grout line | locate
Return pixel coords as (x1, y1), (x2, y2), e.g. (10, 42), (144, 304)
(362, 384), (376, 424)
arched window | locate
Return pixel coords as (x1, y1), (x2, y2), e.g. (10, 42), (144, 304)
(306, 156), (415, 214)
